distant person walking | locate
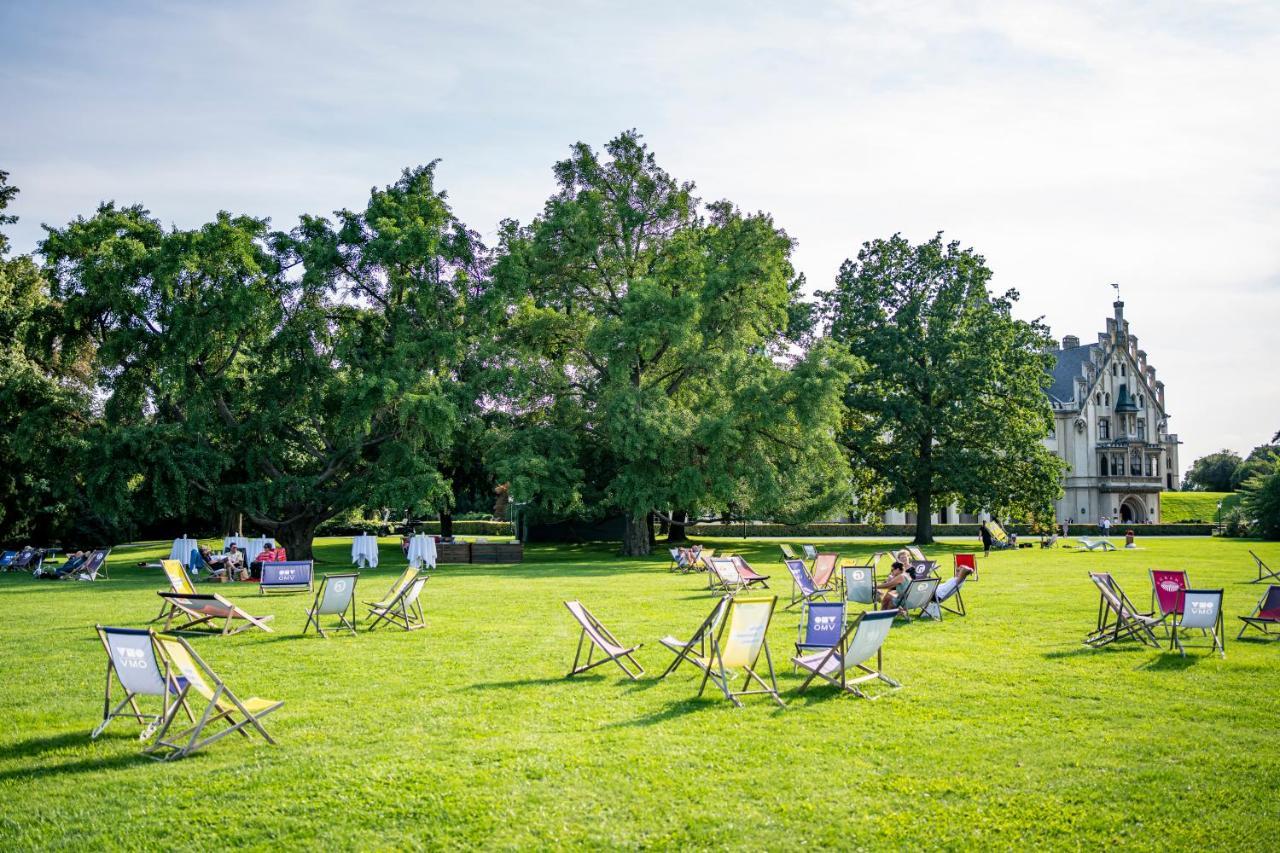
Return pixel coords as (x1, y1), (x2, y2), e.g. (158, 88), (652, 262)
(1099, 515), (1111, 537)
(1063, 519), (1071, 539)
(979, 521), (993, 557)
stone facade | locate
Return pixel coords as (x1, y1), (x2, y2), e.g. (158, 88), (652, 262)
(1044, 301), (1180, 524)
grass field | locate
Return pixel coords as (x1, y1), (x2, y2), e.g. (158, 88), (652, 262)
(1161, 491), (1239, 522)
(1, 535), (1278, 850)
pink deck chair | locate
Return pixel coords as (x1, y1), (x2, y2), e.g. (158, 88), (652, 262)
(1150, 569), (1189, 622)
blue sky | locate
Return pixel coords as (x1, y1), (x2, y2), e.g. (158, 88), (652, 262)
(2, 1), (1278, 469)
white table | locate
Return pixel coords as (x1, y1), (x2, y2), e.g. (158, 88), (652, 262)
(169, 537), (199, 568)
(406, 534), (437, 569)
(352, 533), (380, 568)
(223, 536), (275, 563)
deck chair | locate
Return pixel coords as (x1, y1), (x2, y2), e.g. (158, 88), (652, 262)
(1150, 569), (1190, 627)
(1169, 589), (1225, 657)
(259, 560), (314, 595)
(1249, 551), (1280, 584)
(924, 572), (970, 620)
(1237, 585), (1280, 640)
(691, 595), (783, 707)
(563, 600), (644, 680)
(0, 550), (15, 570)
(694, 549), (718, 574)
(11, 548), (41, 572)
(795, 601), (846, 662)
(730, 555), (770, 588)
(366, 575), (428, 631)
(1079, 538), (1117, 552)
(783, 558), (829, 610)
(988, 521), (1015, 550)
(159, 592), (275, 636)
(810, 552), (841, 592)
(707, 557), (746, 593)
(302, 573), (360, 637)
(152, 559), (198, 623)
(779, 543), (801, 562)
(1040, 534), (1059, 549)
(843, 563), (878, 607)
(905, 545), (928, 562)
(72, 548), (110, 581)
(92, 626), (193, 743)
(149, 632), (283, 760)
(660, 596), (730, 677)
(802, 544), (819, 563)
(895, 577), (941, 620)
(1085, 572), (1161, 648)
(363, 566), (419, 613)
(908, 560), (939, 581)
(668, 548), (692, 573)
(954, 553), (978, 582)
(793, 610), (900, 699)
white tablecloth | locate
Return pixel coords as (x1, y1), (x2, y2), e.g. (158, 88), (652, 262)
(223, 536), (275, 563)
(169, 537), (199, 567)
(352, 534), (380, 568)
(406, 534), (437, 569)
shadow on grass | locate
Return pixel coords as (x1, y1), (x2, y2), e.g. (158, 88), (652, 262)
(602, 697), (717, 728)
(0, 731), (154, 782)
(1136, 654), (1199, 671)
(1041, 644), (1152, 660)
(467, 675), (588, 691)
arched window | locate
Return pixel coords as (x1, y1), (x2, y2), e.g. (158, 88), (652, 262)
(1120, 364), (1126, 377)
(1112, 364), (1118, 376)
(1095, 392), (1102, 405)
(1138, 395), (1144, 408)
(1105, 393), (1111, 406)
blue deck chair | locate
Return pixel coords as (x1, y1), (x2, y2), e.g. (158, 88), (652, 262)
(69, 549), (110, 581)
(795, 601), (846, 669)
(1237, 585), (1280, 640)
(895, 577), (941, 620)
(1169, 589), (1225, 657)
(0, 551), (15, 570)
(260, 560), (314, 595)
(793, 610), (900, 698)
(302, 573), (360, 637)
(92, 626), (194, 746)
(783, 559), (829, 610)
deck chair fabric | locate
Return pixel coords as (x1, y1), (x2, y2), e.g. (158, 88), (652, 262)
(153, 559), (199, 623)
(159, 592), (275, 636)
(1150, 569), (1190, 621)
(843, 563), (878, 606)
(802, 544), (819, 562)
(1085, 572), (1161, 648)
(955, 553), (978, 582)
(366, 575), (428, 631)
(908, 560), (939, 581)
(668, 548), (692, 573)
(1250, 551), (1280, 584)
(925, 573), (970, 620)
(564, 600), (644, 680)
(1079, 538), (1117, 552)
(259, 560), (314, 594)
(1040, 535), (1059, 549)
(149, 633), (282, 760)
(72, 549), (110, 581)
(0, 550), (15, 570)
(796, 601), (846, 656)
(707, 557), (746, 593)
(364, 566), (419, 611)
(1237, 585), (1280, 639)
(793, 610), (900, 698)
(691, 595), (783, 707)
(988, 521), (1015, 550)
(1169, 589), (1225, 657)
(303, 573), (360, 637)
(895, 577), (941, 620)
(660, 596), (729, 677)
(730, 555), (770, 588)
(810, 553), (840, 591)
(779, 544), (801, 562)
(783, 559), (829, 610)
(92, 626), (192, 743)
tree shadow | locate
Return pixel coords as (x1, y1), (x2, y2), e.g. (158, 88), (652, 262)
(467, 674), (592, 691)
(602, 697), (716, 728)
(1136, 653), (1200, 671)
(1041, 644), (1152, 660)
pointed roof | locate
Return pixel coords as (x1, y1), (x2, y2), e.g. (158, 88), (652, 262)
(1114, 383), (1138, 413)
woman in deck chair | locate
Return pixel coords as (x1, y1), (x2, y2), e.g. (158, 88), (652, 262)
(877, 552), (912, 611)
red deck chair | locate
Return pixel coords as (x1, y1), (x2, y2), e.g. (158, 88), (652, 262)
(810, 553), (840, 593)
(954, 553), (978, 582)
(730, 555), (770, 589)
(1150, 569), (1189, 627)
(1237, 585), (1280, 640)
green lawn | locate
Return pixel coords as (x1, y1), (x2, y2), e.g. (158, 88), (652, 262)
(1, 535), (1277, 849)
(1162, 491), (1239, 522)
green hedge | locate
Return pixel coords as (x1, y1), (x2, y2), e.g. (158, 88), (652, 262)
(315, 519), (513, 537)
(682, 522), (1213, 538)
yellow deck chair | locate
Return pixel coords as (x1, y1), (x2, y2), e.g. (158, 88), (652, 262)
(692, 595), (784, 707)
(362, 566), (419, 612)
(148, 633), (283, 760)
(152, 559), (197, 623)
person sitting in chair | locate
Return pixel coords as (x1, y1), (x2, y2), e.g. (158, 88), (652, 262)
(877, 550), (913, 612)
(225, 544), (247, 581)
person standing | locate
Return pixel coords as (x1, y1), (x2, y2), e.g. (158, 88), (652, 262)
(979, 520), (993, 557)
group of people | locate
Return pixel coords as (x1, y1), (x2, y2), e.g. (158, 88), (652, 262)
(876, 548), (975, 612)
(196, 543), (288, 582)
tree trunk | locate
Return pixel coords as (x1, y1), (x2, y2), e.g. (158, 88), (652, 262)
(621, 511), (651, 556)
(913, 493), (934, 545)
(439, 511), (454, 539)
(273, 518), (320, 562)
(666, 509), (690, 544)
(647, 511), (656, 546)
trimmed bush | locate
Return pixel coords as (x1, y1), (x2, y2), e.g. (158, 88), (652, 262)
(315, 519), (513, 537)
(682, 522), (1213, 538)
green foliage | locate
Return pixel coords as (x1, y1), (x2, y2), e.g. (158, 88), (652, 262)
(0, 536), (1276, 848)
(491, 132), (851, 554)
(42, 165), (487, 557)
(683, 522), (1213, 538)
(1241, 461), (1280, 540)
(1184, 449), (1243, 492)
(819, 233), (1065, 543)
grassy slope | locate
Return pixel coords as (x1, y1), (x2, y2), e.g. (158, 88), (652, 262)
(1, 535), (1277, 850)
(1161, 491), (1240, 522)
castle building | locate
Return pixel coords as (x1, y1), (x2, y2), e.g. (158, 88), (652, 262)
(1044, 300), (1180, 524)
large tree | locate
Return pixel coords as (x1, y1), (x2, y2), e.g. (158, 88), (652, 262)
(491, 131), (851, 555)
(819, 233), (1064, 544)
(45, 164), (487, 558)
(1184, 450), (1242, 492)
